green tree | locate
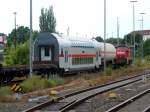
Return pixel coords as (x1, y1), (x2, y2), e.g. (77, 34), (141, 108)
(95, 36), (103, 42)
(32, 30), (39, 40)
(7, 26), (39, 48)
(39, 6), (56, 33)
(143, 39), (150, 57)
(123, 32), (143, 57)
(123, 33), (133, 45)
(123, 32), (142, 45)
(106, 38), (117, 45)
(5, 26), (39, 65)
(7, 26), (30, 47)
(105, 37), (123, 46)
(0, 33), (5, 36)
(5, 42), (29, 65)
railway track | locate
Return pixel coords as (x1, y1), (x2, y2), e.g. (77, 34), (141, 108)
(22, 70), (150, 112)
(143, 105), (150, 112)
(105, 88), (150, 112)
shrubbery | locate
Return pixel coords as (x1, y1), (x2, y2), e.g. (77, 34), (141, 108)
(105, 66), (112, 76)
(20, 75), (64, 93)
(5, 42), (29, 65)
(135, 58), (149, 68)
(0, 86), (12, 96)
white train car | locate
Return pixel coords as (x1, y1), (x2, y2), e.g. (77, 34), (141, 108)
(33, 33), (101, 73)
(97, 42), (116, 64)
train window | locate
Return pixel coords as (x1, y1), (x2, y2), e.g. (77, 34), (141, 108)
(45, 47), (49, 56)
(99, 51), (101, 56)
(65, 51), (66, 62)
(72, 57), (94, 65)
(72, 58), (75, 65)
(65, 51), (68, 62)
(61, 48), (64, 56)
(70, 45), (94, 49)
(96, 52), (98, 61)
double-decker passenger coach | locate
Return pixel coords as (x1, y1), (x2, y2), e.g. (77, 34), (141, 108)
(33, 33), (102, 74)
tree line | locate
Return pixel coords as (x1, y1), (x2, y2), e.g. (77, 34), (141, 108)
(95, 33), (150, 58)
(5, 6), (56, 65)
(3, 5), (150, 65)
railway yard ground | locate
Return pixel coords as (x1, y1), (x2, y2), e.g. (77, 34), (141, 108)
(0, 64), (150, 112)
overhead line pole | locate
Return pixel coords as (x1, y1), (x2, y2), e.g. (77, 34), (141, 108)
(14, 12), (17, 49)
(29, 0), (33, 77)
(140, 12), (146, 62)
(104, 0), (106, 71)
(117, 17), (120, 46)
(138, 19), (142, 30)
(130, 0), (138, 65)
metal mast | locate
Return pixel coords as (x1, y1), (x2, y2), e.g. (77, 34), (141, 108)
(130, 0), (138, 65)
(29, 0), (33, 77)
(14, 12), (17, 49)
(140, 12), (146, 62)
(104, 0), (106, 71)
(117, 17), (120, 46)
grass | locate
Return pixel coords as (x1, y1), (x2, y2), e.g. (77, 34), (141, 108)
(0, 75), (65, 102)
(0, 59), (149, 99)
(20, 75), (65, 93)
(105, 66), (113, 76)
(84, 61), (150, 87)
(0, 86), (14, 102)
(0, 86), (12, 96)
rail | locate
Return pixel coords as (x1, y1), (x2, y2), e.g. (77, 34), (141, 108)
(105, 88), (150, 112)
(142, 106), (150, 112)
(23, 70), (150, 112)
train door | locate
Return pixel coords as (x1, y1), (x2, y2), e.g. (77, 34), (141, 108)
(95, 51), (99, 68)
(41, 47), (52, 61)
(64, 49), (69, 71)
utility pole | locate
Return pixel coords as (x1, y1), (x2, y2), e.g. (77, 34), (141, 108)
(29, 0), (33, 77)
(138, 19), (142, 30)
(13, 12), (17, 49)
(130, 0), (138, 65)
(140, 12), (146, 62)
(104, 0), (106, 72)
(139, 12), (146, 83)
(117, 17), (120, 46)
(104, 0), (106, 71)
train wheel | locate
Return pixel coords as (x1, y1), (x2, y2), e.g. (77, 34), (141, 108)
(0, 77), (3, 85)
(94, 66), (99, 73)
(59, 69), (64, 76)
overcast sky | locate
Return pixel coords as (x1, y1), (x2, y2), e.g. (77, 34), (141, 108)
(0, 0), (150, 38)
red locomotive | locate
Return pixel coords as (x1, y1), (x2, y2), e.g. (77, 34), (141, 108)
(115, 46), (133, 65)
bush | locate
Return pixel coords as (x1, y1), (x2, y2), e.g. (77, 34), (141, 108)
(20, 75), (64, 93)
(105, 66), (112, 76)
(49, 77), (65, 87)
(5, 42), (29, 66)
(0, 86), (12, 96)
(135, 58), (143, 67)
(135, 58), (150, 68)
(145, 56), (150, 62)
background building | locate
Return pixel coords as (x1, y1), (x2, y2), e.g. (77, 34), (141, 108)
(131, 30), (150, 41)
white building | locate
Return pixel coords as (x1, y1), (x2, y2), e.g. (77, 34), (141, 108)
(132, 30), (150, 41)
